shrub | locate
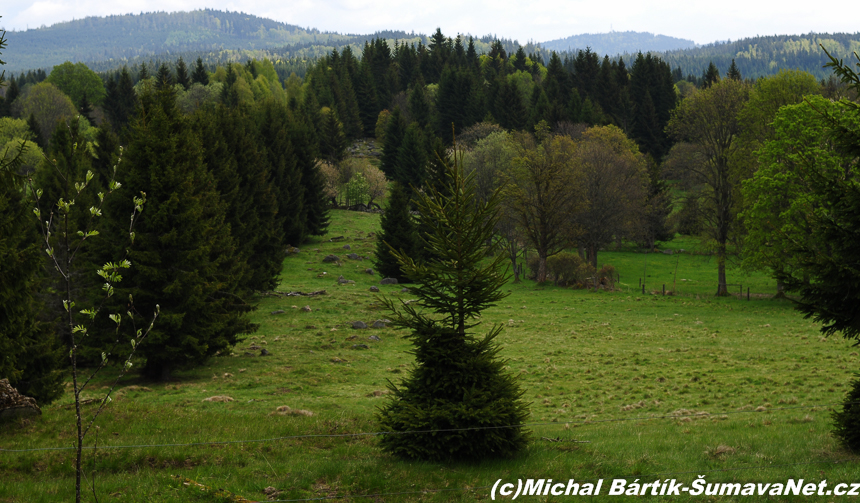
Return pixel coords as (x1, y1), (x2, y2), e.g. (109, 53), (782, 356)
(832, 374), (860, 452)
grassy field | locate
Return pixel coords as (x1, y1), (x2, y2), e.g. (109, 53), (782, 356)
(2, 209), (858, 502)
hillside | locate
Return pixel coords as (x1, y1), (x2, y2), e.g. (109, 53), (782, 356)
(1, 9), (355, 73)
(653, 32), (860, 80)
(541, 30), (696, 55)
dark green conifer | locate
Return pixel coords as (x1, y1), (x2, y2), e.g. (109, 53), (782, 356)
(396, 122), (428, 191)
(702, 61), (720, 88)
(0, 167), (64, 405)
(78, 91), (95, 124)
(374, 182), (419, 282)
(175, 57), (190, 90)
(102, 83), (253, 381)
(726, 59), (742, 81)
(138, 62), (149, 82)
(376, 156), (530, 460)
(155, 63), (173, 90)
(26, 113), (45, 149)
(191, 58), (209, 85)
(319, 109), (347, 163)
(380, 107), (407, 179)
(221, 64), (240, 107)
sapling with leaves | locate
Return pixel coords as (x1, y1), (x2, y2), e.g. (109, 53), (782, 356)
(25, 121), (158, 503)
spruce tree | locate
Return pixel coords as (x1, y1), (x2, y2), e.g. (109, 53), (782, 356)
(408, 75), (431, 129)
(319, 108), (347, 163)
(155, 63), (173, 89)
(78, 91), (95, 124)
(374, 182), (419, 282)
(396, 122), (428, 192)
(0, 162), (64, 405)
(175, 57), (190, 90)
(727, 59), (742, 81)
(191, 57), (209, 85)
(380, 107), (407, 179)
(102, 83), (253, 381)
(702, 61), (720, 88)
(376, 155), (529, 460)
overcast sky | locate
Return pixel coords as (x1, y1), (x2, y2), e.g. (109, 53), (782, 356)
(3, 0), (858, 45)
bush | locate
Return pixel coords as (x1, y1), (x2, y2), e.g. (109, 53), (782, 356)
(528, 251), (598, 288)
(832, 375), (860, 452)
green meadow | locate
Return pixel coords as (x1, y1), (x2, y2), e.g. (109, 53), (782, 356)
(2, 209), (858, 502)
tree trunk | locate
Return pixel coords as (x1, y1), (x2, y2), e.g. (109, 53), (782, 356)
(537, 253), (548, 283)
(716, 242), (729, 296)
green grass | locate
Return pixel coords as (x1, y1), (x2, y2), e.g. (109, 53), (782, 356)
(2, 210), (858, 502)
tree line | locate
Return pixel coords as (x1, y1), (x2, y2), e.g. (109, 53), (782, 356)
(1, 52), (330, 404)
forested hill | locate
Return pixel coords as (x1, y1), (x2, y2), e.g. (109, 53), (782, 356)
(542, 31), (696, 55)
(652, 33), (860, 80)
(1, 9), (356, 73)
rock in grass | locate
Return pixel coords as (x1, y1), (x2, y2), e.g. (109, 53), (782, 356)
(369, 286), (380, 292)
(380, 277), (398, 285)
(368, 335), (381, 341)
(260, 349), (271, 356)
(322, 254), (339, 263)
(371, 320), (386, 329)
(352, 321), (368, 329)
(347, 253), (360, 260)
(352, 344), (369, 350)
(0, 379), (41, 420)
(343, 244), (351, 250)
(270, 310), (285, 315)
(273, 405), (313, 417)
(365, 268), (374, 275)
(301, 305), (312, 312)
(202, 396), (234, 402)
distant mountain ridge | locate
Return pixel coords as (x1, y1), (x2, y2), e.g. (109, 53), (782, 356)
(2, 9), (354, 73)
(540, 31), (697, 55)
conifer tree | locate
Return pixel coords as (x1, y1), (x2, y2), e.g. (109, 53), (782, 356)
(702, 61), (720, 88)
(26, 113), (45, 150)
(408, 75), (431, 129)
(727, 59), (742, 81)
(175, 57), (190, 90)
(155, 63), (173, 89)
(396, 122), (428, 192)
(191, 57), (209, 85)
(374, 182), (419, 282)
(0, 158), (64, 405)
(101, 83), (253, 381)
(376, 155), (529, 460)
(319, 108), (347, 163)
(78, 91), (95, 124)
(138, 62), (149, 82)
(355, 61), (379, 135)
(381, 107), (407, 179)
(1, 78), (19, 116)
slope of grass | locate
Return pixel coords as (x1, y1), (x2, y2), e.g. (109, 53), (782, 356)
(1, 209), (857, 502)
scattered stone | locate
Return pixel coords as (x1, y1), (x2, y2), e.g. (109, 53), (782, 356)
(248, 344), (262, 350)
(338, 275), (348, 284)
(305, 325), (317, 329)
(263, 487), (282, 498)
(270, 310), (285, 315)
(365, 268), (374, 275)
(331, 357), (348, 363)
(346, 335), (358, 341)
(330, 236), (345, 241)
(0, 379), (41, 420)
(662, 249), (674, 255)
(273, 405), (313, 417)
(322, 255), (339, 263)
(401, 287), (410, 293)
(367, 390), (386, 397)
(371, 320), (386, 329)
(369, 286), (380, 292)
(380, 277), (398, 285)
(244, 352), (256, 357)
(202, 396), (234, 402)
(352, 321), (368, 329)
(352, 344), (370, 350)
(343, 244), (351, 250)
(301, 305), (312, 312)
(347, 253), (360, 260)
(368, 335), (381, 341)
(223, 373), (233, 378)
(260, 349), (271, 356)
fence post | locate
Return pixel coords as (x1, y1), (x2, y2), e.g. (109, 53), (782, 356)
(747, 287), (750, 301)
(639, 277), (641, 287)
(662, 284), (665, 296)
(642, 284), (645, 295)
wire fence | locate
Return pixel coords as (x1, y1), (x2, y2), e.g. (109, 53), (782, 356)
(2, 400), (855, 454)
